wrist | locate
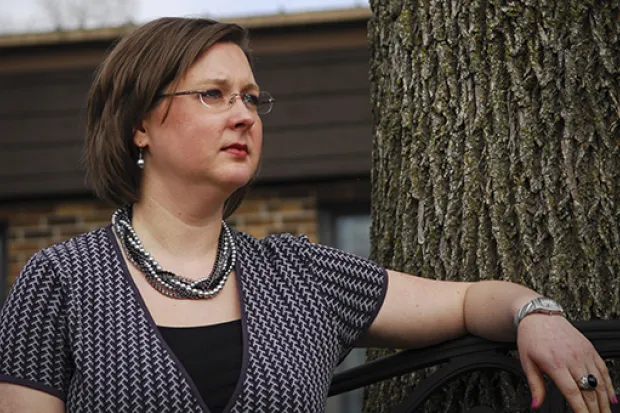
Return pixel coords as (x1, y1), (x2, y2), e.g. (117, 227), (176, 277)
(514, 296), (565, 330)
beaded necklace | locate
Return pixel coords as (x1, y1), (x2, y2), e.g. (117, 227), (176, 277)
(112, 205), (236, 299)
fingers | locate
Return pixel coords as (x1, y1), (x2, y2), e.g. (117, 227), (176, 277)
(547, 369), (591, 413)
(521, 356), (546, 409)
(583, 369), (608, 413)
(516, 316), (616, 412)
(582, 361), (613, 413)
(566, 362), (612, 413)
(523, 361), (612, 413)
(590, 364), (614, 413)
(593, 356), (618, 406)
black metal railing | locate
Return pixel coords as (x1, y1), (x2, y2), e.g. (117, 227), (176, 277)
(329, 320), (620, 412)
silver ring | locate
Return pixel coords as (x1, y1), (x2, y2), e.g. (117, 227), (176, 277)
(577, 374), (598, 391)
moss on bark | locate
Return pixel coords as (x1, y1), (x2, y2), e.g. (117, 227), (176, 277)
(366, 0), (620, 411)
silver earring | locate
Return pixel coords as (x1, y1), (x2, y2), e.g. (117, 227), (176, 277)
(137, 147), (145, 169)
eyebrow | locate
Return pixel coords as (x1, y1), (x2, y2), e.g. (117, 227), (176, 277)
(194, 78), (260, 92)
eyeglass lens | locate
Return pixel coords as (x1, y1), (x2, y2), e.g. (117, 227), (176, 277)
(199, 91), (274, 115)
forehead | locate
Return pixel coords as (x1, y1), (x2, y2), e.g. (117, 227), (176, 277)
(183, 42), (255, 85)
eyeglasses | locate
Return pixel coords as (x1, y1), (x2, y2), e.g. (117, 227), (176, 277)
(158, 89), (275, 115)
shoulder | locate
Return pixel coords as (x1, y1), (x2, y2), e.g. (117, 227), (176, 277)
(22, 226), (112, 278)
(233, 230), (382, 271)
(42, 225), (111, 256)
(233, 230), (308, 244)
(233, 230), (311, 255)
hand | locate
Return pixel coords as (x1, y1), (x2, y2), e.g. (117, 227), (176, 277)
(517, 314), (617, 412)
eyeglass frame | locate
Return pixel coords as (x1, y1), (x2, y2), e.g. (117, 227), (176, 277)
(156, 90), (275, 115)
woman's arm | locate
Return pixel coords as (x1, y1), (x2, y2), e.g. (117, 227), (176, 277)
(462, 278), (541, 341)
(0, 253), (71, 413)
(0, 383), (64, 413)
(360, 270), (616, 413)
(360, 270), (541, 348)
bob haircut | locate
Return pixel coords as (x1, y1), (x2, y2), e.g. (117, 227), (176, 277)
(84, 17), (253, 219)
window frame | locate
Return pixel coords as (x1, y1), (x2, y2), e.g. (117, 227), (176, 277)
(318, 203), (371, 252)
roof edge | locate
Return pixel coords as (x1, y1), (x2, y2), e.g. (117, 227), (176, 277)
(0, 7), (371, 48)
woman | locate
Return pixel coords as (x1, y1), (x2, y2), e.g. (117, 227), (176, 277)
(0, 17), (615, 413)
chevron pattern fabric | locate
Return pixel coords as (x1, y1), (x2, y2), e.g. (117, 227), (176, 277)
(0, 226), (387, 412)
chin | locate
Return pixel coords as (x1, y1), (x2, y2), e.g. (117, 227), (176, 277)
(234, 162), (258, 179)
(207, 163), (257, 191)
(223, 172), (255, 189)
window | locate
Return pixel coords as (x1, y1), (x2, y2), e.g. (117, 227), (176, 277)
(319, 204), (371, 257)
(320, 205), (371, 413)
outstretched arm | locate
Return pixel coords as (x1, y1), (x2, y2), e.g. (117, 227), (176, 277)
(360, 270), (616, 412)
(360, 270), (539, 347)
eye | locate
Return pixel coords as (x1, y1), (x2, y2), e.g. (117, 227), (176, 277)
(199, 89), (223, 101)
(242, 93), (260, 107)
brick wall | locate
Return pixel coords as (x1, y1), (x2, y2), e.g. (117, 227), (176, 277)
(0, 194), (318, 288)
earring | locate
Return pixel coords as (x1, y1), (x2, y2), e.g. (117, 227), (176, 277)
(137, 147), (145, 169)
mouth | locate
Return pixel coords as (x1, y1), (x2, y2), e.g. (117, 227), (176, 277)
(222, 143), (249, 157)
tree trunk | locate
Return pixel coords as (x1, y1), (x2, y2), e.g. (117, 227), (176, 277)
(365, 0), (620, 411)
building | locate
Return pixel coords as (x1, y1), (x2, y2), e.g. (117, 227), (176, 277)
(0, 8), (374, 411)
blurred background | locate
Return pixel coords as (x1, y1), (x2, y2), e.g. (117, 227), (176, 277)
(0, 0), (376, 412)
(0, 0), (368, 34)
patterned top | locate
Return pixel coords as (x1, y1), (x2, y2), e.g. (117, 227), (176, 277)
(0, 226), (388, 412)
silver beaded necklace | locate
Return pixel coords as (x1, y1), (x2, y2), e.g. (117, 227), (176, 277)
(111, 205), (237, 299)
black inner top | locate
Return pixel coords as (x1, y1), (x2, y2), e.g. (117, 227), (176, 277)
(158, 319), (243, 413)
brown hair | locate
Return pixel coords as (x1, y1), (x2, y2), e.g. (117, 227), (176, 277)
(84, 17), (253, 218)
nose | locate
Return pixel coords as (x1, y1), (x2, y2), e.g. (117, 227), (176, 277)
(227, 94), (256, 129)
(228, 94), (242, 105)
(227, 94), (253, 110)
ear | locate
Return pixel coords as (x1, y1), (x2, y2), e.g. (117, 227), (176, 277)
(133, 120), (149, 147)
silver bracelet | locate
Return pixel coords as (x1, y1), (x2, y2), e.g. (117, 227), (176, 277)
(514, 297), (565, 330)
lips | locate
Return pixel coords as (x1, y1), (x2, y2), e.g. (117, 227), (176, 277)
(222, 143), (248, 153)
(222, 143), (249, 159)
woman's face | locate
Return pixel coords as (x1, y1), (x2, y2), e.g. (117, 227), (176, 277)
(135, 42), (263, 195)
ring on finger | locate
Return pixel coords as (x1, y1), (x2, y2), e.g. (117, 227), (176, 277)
(577, 374), (598, 391)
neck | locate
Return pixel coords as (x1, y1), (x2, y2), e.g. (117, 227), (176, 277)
(130, 186), (230, 261)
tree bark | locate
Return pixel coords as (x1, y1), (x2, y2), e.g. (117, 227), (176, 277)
(365, 0), (620, 411)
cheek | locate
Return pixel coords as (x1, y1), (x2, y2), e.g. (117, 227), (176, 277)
(252, 124), (263, 158)
(252, 120), (264, 149)
(150, 123), (222, 170)
(165, 100), (222, 137)
(187, 119), (223, 145)
(173, 115), (225, 152)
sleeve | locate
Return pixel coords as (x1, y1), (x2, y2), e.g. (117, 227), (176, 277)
(295, 236), (389, 359)
(0, 251), (73, 401)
